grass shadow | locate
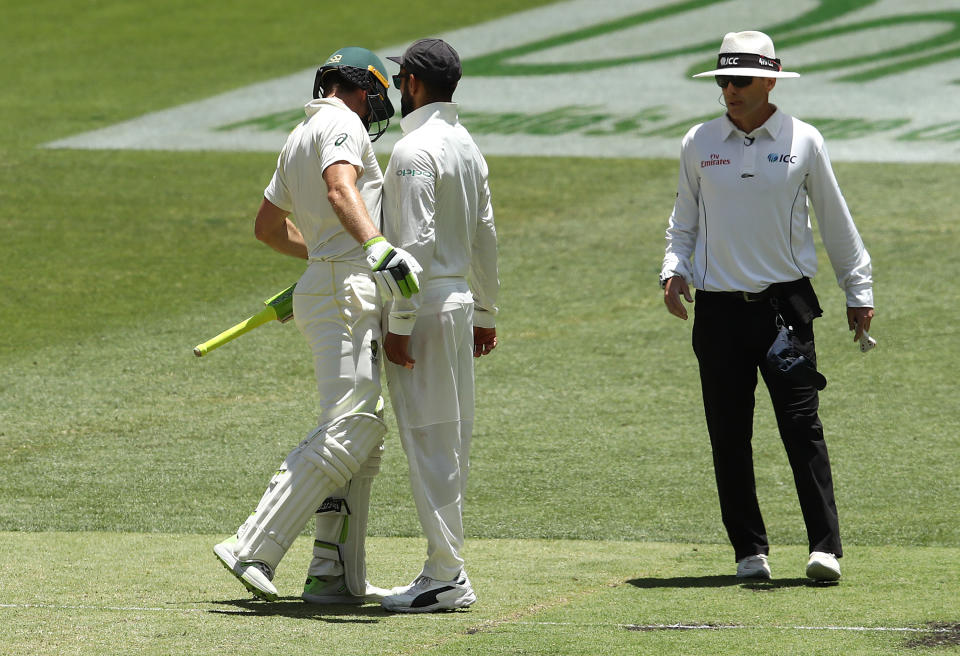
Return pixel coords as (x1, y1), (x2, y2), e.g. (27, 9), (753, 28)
(626, 575), (742, 589)
(626, 576), (838, 590)
(739, 578), (839, 590)
(205, 596), (385, 622)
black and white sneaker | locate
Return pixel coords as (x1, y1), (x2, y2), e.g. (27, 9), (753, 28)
(381, 572), (476, 613)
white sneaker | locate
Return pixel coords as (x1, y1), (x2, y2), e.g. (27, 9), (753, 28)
(806, 551), (841, 581)
(214, 538), (278, 601)
(736, 554), (771, 579)
(381, 572), (477, 613)
(301, 575), (391, 604)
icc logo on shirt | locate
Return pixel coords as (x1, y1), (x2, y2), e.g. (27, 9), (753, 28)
(768, 153), (798, 164)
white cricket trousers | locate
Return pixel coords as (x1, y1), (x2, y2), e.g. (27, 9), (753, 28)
(294, 259), (382, 422)
(295, 260), (383, 576)
(386, 300), (475, 582)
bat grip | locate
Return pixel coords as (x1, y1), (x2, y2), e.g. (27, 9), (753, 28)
(193, 306), (277, 357)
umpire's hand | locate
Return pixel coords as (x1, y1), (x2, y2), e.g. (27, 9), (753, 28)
(664, 275), (693, 320)
(847, 306), (874, 342)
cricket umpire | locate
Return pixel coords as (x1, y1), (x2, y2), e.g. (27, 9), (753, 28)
(660, 31), (874, 581)
(214, 47), (421, 603)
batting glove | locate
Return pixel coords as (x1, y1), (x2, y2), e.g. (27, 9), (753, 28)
(363, 236), (421, 299)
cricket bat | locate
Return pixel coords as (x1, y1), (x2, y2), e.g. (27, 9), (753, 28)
(193, 283), (296, 357)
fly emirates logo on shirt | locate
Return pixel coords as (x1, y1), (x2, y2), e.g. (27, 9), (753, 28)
(701, 153), (731, 168)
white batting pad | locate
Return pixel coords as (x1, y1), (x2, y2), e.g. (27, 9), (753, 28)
(234, 413), (386, 569)
(310, 441), (383, 596)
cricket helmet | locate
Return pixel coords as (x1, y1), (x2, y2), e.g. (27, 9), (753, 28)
(314, 46), (395, 141)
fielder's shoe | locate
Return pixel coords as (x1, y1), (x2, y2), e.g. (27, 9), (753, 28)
(213, 538), (278, 602)
(381, 572), (477, 613)
(736, 554), (771, 579)
(301, 575), (391, 605)
(806, 551), (841, 581)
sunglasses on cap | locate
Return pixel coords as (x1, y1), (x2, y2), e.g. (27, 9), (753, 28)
(715, 75), (754, 89)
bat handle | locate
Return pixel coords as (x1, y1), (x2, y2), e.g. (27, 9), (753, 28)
(193, 306), (277, 357)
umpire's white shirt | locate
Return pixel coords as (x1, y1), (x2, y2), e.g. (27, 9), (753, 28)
(382, 102), (499, 334)
(264, 97), (383, 263)
(661, 108), (873, 307)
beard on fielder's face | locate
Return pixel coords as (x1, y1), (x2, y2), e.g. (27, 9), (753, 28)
(400, 88), (415, 118)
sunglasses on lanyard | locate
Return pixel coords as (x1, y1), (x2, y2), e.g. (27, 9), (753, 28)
(715, 75), (754, 88)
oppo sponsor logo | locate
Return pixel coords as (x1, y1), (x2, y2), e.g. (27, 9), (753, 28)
(396, 168), (434, 177)
(768, 153), (798, 164)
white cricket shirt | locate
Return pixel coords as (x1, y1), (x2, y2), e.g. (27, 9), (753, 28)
(264, 97), (383, 263)
(661, 108), (873, 307)
(382, 102), (500, 334)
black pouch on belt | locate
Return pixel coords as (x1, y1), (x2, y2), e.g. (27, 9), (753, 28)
(765, 323), (827, 390)
(765, 278), (827, 389)
(775, 277), (823, 327)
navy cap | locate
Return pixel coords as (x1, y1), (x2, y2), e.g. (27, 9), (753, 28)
(388, 38), (462, 86)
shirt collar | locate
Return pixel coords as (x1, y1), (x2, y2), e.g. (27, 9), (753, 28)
(304, 96), (350, 117)
(400, 102), (460, 135)
(720, 105), (784, 141)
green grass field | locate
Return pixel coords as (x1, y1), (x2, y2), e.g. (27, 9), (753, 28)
(2, 1), (958, 654)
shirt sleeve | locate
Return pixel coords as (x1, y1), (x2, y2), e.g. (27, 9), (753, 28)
(318, 114), (366, 176)
(470, 166), (499, 329)
(661, 126), (701, 285)
(263, 149), (292, 211)
(387, 145), (438, 335)
(807, 140), (874, 307)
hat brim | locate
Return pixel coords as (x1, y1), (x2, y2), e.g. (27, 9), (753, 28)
(693, 68), (800, 78)
(386, 55), (402, 66)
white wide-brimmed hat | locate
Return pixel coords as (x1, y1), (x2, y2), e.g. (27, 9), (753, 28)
(693, 31), (800, 78)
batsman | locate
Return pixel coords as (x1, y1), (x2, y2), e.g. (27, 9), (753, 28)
(213, 46), (421, 603)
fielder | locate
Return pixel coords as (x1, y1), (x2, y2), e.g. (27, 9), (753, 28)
(214, 47), (420, 603)
(378, 39), (500, 613)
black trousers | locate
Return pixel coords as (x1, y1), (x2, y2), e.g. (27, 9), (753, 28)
(692, 289), (842, 562)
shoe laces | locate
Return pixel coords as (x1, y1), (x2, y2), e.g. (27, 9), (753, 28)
(409, 575), (434, 590)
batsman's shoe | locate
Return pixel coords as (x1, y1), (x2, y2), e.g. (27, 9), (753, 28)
(736, 554), (771, 579)
(381, 572), (476, 613)
(806, 551), (841, 581)
(214, 538), (278, 602)
(301, 575), (391, 605)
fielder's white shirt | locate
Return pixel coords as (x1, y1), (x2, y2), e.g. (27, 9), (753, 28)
(382, 102), (500, 334)
(661, 108), (873, 307)
(264, 97), (383, 263)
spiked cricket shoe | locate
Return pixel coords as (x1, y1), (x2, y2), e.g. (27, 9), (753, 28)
(214, 538), (278, 601)
(301, 575), (391, 604)
(736, 554), (771, 579)
(806, 551), (841, 581)
(381, 572), (477, 613)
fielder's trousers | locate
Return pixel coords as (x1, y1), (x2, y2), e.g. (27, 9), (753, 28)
(692, 288), (842, 562)
(386, 300), (475, 582)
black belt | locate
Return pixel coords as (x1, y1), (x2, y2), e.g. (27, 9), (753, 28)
(698, 278), (812, 304)
(699, 288), (773, 303)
